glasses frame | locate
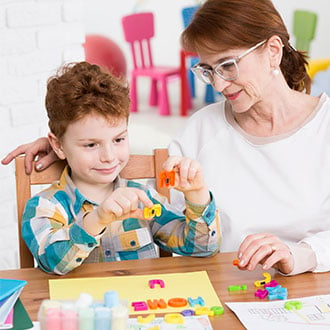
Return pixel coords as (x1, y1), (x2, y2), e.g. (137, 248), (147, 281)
(191, 40), (266, 85)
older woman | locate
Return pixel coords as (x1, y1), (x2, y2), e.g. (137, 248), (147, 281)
(3, 0), (329, 275)
(169, 0), (328, 275)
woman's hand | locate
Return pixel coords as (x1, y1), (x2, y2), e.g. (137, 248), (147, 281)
(1, 137), (58, 174)
(237, 233), (294, 274)
(162, 156), (210, 205)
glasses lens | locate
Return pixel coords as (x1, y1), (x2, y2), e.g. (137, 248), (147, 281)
(215, 59), (238, 81)
(192, 66), (212, 84)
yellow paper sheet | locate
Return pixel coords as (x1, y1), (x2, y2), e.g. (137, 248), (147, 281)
(49, 271), (222, 315)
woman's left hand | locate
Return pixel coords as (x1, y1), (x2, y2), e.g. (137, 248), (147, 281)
(237, 233), (294, 274)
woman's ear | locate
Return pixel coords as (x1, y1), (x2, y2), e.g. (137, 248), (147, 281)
(48, 133), (66, 160)
(267, 35), (283, 67)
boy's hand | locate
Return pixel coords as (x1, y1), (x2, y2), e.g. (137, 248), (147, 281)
(162, 156), (205, 192)
(162, 156), (210, 205)
(97, 187), (154, 224)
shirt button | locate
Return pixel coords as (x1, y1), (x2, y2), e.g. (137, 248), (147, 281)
(205, 212), (211, 218)
(88, 243), (94, 248)
(130, 240), (136, 247)
(105, 250), (111, 256)
(211, 230), (216, 236)
(76, 257), (82, 263)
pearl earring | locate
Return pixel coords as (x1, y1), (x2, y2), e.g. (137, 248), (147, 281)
(273, 68), (280, 76)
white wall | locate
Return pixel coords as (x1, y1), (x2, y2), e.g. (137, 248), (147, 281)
(0, 0), (85, 270)
(1, 0), (329, 270)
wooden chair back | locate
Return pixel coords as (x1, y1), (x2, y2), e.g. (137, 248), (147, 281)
(15, 148), (171, 268)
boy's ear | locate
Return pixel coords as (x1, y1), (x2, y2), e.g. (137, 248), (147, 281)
(48, 133), (66, 160)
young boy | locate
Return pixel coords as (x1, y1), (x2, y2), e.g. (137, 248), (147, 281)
(22, 62), (220, 275)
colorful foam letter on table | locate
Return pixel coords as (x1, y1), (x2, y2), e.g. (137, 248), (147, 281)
(254, 272), (271, 287)
(284, 301), (303, 310)
(254, 289), (268, 299)
(232, 259), (239, 267)
(164, 313), (184, 324)
(137, 314), (155, 324)
(188, 296), (205, 307)
(266, 285), (288, 300)
(228, 285), (247, 292)
(181, 309), (195, 316)
(147, 299), (167, 309)
(159, 170), (175, 188)
(211, 306), (225, 315)
(195, 307), (214, 316)
(264, 280), (279, 288)
(132, 301), (148, 311)
(144, 204), (162, 218)
(168, 298), (188, 308)
(149, 279), (165, 289)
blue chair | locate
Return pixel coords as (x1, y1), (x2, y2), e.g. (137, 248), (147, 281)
(181, 6), (215, 104)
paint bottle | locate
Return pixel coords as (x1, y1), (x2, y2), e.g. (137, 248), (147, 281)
(94, 307), (111, 330)
(78, 307), (94, 330)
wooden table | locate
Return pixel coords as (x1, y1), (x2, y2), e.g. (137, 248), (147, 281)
(2, 252), (330, 329)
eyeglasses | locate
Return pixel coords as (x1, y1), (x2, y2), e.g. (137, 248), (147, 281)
(191, 40), (266, 85)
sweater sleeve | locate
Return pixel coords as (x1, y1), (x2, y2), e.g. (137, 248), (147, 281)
(146, 185), (221, 257)
(22, 194), (101, 275)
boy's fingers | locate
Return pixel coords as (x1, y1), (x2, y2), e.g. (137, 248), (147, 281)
(136, 189), (153, 208)
(162, 156), (181, 171)
(129, 208), (146, 220)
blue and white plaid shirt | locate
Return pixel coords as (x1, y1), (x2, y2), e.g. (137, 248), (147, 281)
(22, 166), (220, 275)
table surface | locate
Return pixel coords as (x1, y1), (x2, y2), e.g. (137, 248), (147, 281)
(2, 252), (330, 329)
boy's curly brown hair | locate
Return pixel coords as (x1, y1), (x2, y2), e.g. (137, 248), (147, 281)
(46, 61), (130, 139)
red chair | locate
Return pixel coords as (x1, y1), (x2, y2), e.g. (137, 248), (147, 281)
(121, 12), (181, 116)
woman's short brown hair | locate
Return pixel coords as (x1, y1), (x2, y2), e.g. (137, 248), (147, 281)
(46, 61), (130, 139)
(181, 0), (311, 93)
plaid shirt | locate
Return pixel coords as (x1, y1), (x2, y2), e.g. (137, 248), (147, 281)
(22, 166), (220, 275)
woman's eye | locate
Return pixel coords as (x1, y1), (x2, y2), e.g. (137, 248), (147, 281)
(114, 137), (125, 143)
(201, 70), (209, 77)
(221, 62), (235, 70)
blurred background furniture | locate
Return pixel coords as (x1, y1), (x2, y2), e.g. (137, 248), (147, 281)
(293, 9), (318, 54)
(84, 34), (127, 77)
(309, 58), (330, 96)
(121, 12), (181, 116)
(181, 5), (215, 104)
(308, 58), (330, 80)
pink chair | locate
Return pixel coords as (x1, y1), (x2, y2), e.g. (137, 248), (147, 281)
(121, 12), (181, 116)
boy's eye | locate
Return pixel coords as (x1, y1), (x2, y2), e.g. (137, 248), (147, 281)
(84, 143), (97, 148)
